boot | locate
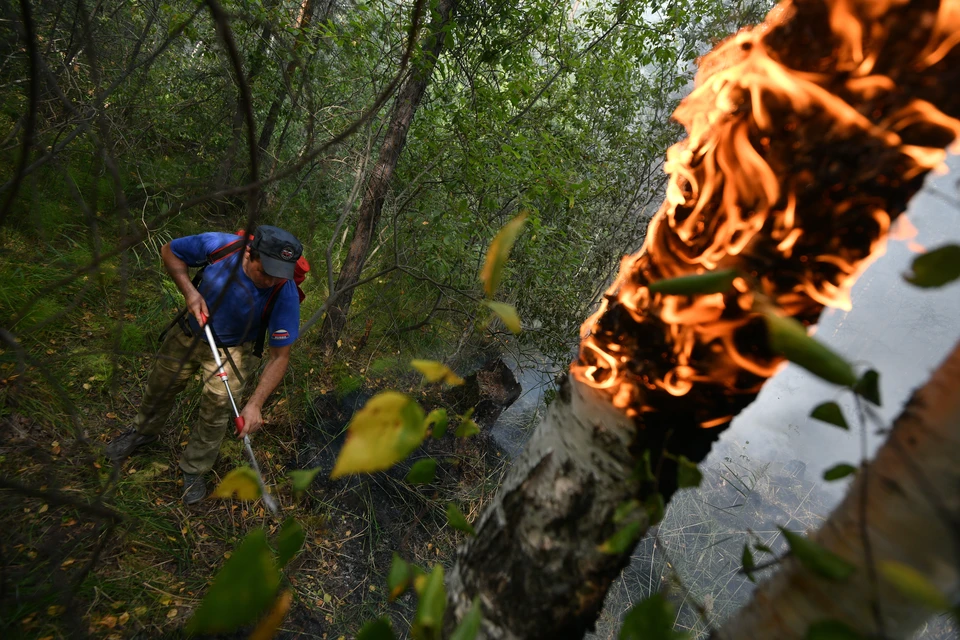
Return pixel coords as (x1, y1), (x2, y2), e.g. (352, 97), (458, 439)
(105, 428), (157, 460)
(182, 473), (207, 505)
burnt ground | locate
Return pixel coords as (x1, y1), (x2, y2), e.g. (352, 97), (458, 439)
(277, 357), (521, 637)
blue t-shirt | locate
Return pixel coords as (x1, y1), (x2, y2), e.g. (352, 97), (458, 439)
(170, 232), (299, 348)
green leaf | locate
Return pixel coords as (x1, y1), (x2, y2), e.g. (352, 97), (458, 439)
(779, 527), (855, 581)
(485, 301), (522, 334)
(823, 464), (857, 481)
(213, 466), (261, 501)
(676, 455), (703, 489)
(854, 370), (881, 406)
(412, 565), (446, 639)
(450, 598), (482, 640)
(481, 212), (528, 298)
(755, 543), (774, 554)
(647, 268), (738, 295)
(879, 561), (951, 610)
(765, 312), (857, 387)
(646, 493), (665, 526)
(904, 244), (960, 288)
(357, 617), (396, 640)
(619, 593), (688, 640)
(331, 392), (426, 478)
(289, 467), (324, 494)
(455, 417), (480, 438)
(186, 529), (280, 634)
(636, 450), (656, 483)
(614, 499), (641, 524)
(411, 360), (465, 386)
(742, 543), (756, 583)
(426, 408), (449, 439)
(387, 553), (411, 602)
(805, 620), (864, 640)
(406, 459), (437, 485)
(810, 402), (849, 429)
(446, 503), (476, 535)
(598, 521), (641, 554)
(275, 518), (305, 570)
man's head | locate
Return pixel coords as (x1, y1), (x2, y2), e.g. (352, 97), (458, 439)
(248, 226), (302, 281)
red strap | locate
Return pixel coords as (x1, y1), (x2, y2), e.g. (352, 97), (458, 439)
(208, 239), (245, 264)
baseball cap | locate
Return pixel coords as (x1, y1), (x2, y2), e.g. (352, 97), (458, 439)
(251, 225), (303, 280)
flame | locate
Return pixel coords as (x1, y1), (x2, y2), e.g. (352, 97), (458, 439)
(573, 0), (960, 426)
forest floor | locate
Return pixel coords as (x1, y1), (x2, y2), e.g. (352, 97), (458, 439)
(0, 227), (507, 639)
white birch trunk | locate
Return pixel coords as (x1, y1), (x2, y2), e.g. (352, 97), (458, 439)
(447, 376), (647, 639)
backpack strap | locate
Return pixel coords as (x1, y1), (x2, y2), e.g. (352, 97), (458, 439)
(208, 238), (245, 264)
(158, 267), (207, 343)
(253, 282), (286, 358)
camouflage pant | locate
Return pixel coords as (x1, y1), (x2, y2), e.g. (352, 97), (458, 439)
(134, 325), (254, 475)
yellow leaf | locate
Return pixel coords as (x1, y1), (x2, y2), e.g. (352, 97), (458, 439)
(213, 467), (262, 501)
(331, 392), (425, 479)
(106, 412), (117, 419)
(167, 608), (178, 619)
(481, 212), (528, 298)
(118, 612), (130, 626)
(410, 360), (465, 386)
(249, 590), (293, 640)
(38, 504), (48, 514)
(485, 301), (522, 334)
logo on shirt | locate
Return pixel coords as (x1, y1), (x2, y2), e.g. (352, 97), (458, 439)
(272, 329), (291, 341)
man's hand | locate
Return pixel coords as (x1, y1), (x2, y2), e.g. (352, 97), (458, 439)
(238, 403), (263, 439)
(161, 243), (209, 324)
(186, 290), (210, 325)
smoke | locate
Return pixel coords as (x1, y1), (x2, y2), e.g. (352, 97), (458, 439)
(710, 152), (960, 501)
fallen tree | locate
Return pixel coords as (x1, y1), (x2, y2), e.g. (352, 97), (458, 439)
(447, 0), (960, 637)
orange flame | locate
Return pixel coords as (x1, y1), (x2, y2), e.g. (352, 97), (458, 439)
(573, 0), (960, 425)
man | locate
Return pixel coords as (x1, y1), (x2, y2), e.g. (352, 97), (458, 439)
(106, 225), (302, 504)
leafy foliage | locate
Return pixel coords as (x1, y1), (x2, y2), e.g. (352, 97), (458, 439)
(647, 269), (738, 295)
(275, 518), (305, 570)
(810, 402), (849, 429)
(406, 458), (438, 484)
(213, 466), (262, 501)
(331, 392), (426, 478)
(186, 529), (280, 635)
(598, 522), (642, 555)
(879, 561), (951, 610)
(446, 503), (476, 536)
(779, 528), (855, 582)
(481, 212), (528, 298)
(764, 313), (857, 387)
(822, 464), (857, 482)
(412, 565), (447, 640)
(619, 593), (689, 640)
(411, 360), (465, 386)
(904, 244), (960, 288)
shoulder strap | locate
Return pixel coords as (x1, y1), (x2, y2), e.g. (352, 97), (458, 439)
(208, 239), (245, 264)
(253, 282), (286, 358)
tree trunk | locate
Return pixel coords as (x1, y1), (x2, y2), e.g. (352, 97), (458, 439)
(448, 0), (960, 637)
(716, 339), (960, 639)
(256, 0), (316, 175)
(319, 0), (456, 352)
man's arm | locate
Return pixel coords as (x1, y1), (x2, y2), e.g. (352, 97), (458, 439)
(238, 344), (291, 438)
(161, 242), (209, 324)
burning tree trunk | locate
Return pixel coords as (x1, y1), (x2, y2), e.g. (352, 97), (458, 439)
(717, 338), (960, 638)
(448, 0), (960, 637)
(319, 0), (456, 353)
